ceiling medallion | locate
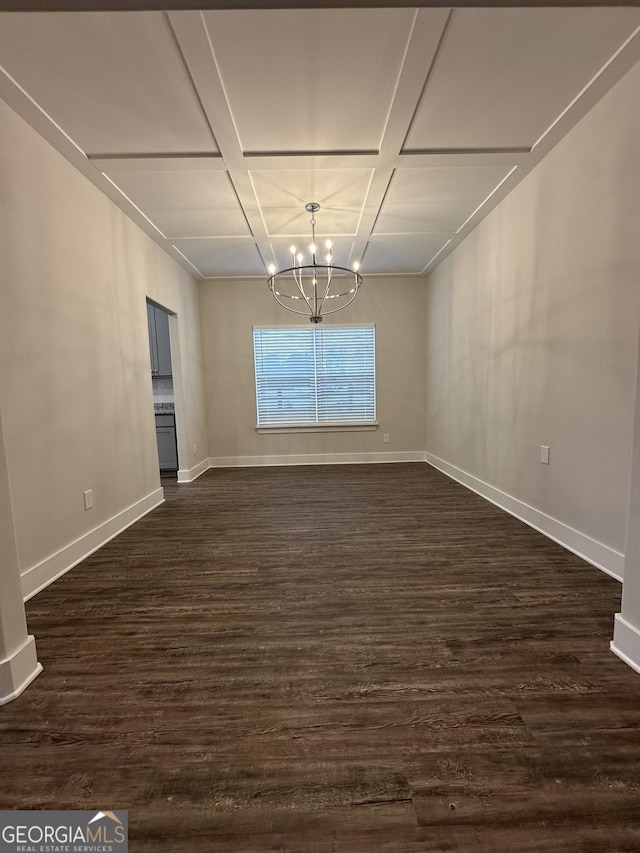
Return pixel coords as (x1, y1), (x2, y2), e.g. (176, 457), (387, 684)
(267, 202), (363, 323)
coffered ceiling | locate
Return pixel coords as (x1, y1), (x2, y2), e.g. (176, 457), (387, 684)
(0, 6), (639, 279)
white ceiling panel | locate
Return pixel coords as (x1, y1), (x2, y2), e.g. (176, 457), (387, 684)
(172, 238), (262, 278)
(202, 8), (416, 153)
(104, 170), (250, 238)
(250, 169), (373, 236)
(374, 166), (514, 234)
(1, 7), (638, 280)
(0, 12), (218, 155)
(364, 234), (453, 275)
(404, 8), (640, 151)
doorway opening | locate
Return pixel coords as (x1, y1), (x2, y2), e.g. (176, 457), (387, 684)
(147, 299), (178, 481)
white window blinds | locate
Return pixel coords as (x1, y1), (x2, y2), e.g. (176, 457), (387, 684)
(253, 325), (376, 427)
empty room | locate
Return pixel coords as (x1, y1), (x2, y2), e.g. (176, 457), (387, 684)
(1, 2), (640, 851)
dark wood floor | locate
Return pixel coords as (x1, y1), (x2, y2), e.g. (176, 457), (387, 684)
(2, 463), (640, 852)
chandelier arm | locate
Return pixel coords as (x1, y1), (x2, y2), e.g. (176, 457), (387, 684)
(322, 287), (361, 298)
(272, 266), (361, 290)
(316, 263), (332, 318)
(316, 282), (361, 316)
(270, 267), (361, 303)
(269, 284), (316, 317)
(313, 267), (363, 299)
(292, 264), (313, 312)
(313, 263), (320, 320)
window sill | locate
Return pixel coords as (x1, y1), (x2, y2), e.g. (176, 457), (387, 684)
(256, 423), (378, 435)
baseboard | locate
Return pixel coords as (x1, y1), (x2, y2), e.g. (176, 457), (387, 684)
(0, 635), (43, 705)
(177, 458), (210, 483)
(208, 451), (427, 468)
(611, 614), (640, 673)
(426, 453), (624, 582)
(20, 488), (165, 601)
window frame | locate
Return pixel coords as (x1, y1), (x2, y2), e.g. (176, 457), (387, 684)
(253, 324), (377, 433)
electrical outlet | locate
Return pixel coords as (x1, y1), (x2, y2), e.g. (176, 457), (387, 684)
(383, 434), (390, 444)
(540, 445), (550, 465)
(83, 489), (94, 510)
(192, 443), (197, 456)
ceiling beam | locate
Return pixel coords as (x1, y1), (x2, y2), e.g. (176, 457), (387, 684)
(351, 7), (449, 264)
(167, 10), (273, 269)
(1, 0), (638, 9)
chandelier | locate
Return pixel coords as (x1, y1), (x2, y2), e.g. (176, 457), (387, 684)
(267, 202), (363, 323)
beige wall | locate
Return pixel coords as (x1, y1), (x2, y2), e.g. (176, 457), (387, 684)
(425, 60), (640, 558)
(0, 99), (207, 585)
(199, 275), (427, 463)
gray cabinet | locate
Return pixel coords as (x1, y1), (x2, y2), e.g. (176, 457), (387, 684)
(155, 414), (178, 470)
(147, 302), (173, 377)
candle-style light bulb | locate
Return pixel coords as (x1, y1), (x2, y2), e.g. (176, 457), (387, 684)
(268, 264), (276, 275)
(353, 261), (360, 271)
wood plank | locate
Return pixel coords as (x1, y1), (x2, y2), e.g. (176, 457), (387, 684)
(1, 463), (638, 851)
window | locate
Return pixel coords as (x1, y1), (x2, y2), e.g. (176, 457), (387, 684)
(253, 325), (376, 429)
